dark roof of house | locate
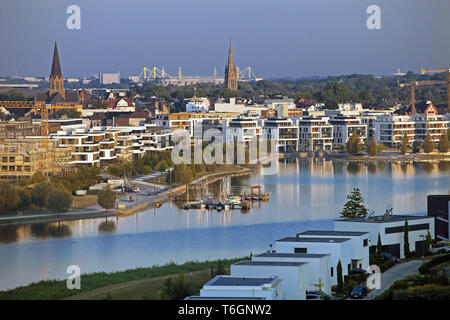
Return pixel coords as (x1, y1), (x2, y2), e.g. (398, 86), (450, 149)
(207, 276), (277, 287)
(298, 230), (369, 237)
(233, 260), (307, 267)
(335, 214), (432, 223)
(50, 42), (63, 78)
(130, 111), (147, 118)
(277, 237), (350, 243)
(34, 91), (79, 104)
(255, 252), (330, 258)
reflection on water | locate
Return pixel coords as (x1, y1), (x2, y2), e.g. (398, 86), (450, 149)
(0, 159), (448, 290)
(98, 220), (117, 233)
(0, 159), (448, 246)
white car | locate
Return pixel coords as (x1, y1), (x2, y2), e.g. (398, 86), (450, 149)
(429, 246), (450, 254)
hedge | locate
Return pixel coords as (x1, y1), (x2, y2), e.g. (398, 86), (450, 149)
(418, 253), (450, 275)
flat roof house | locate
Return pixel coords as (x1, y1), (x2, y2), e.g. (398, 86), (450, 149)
(230, 260), (309, 300)
(252, 252), (332, 294)
(199, 276), (283, 300)
(275, 237), (352, 285)
(298, 230), (370, 271)
(334, 214), (435, 259)
(427, 195), (450, 241)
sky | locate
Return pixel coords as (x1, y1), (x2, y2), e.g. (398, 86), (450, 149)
(0, 0), (449, 79)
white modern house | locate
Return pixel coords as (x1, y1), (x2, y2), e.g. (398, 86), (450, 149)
(275, 237), (352, 285)
(199, 276), (283, 300)
(230, 261), (309, 300)
(334, 214), (435, 259)
(252, 252), (332, 294)
(330, 116), (368, 147)
(297, 230), (369, 271)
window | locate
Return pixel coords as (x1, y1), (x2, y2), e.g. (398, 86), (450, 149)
(294, 247), (307, 253)
(363, 239), (368, 247)
(331, 267), (334, 277)
(385, 223), (429, 234)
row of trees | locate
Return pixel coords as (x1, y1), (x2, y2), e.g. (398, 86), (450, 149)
(0, 181), (73, 214)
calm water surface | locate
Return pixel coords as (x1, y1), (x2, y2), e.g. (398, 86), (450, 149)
(0, 159), (448, 290)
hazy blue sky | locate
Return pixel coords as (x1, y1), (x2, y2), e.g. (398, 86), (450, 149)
(0, 0), (449, 78)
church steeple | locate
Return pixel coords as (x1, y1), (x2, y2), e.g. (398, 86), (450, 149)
(49, 41), (65, 99)
(224, 39), (238, 91)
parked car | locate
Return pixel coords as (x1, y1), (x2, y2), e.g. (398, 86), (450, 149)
(306, 293), (321, 300)
(349, 268), (368, 275)
(350, 285), (367, 299)
(380, 252), (400, 262)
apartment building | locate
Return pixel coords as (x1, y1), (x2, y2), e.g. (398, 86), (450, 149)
(298, 117), (333, 151)
(223, 117), (262, 145)
(374, 114), (448, 148)
(0, 119), (40, 142)
(330, 117), (368, 147)
(262, 117), (299, 152)
(0, 139), (72, 180)
(427, 195), (450, 241)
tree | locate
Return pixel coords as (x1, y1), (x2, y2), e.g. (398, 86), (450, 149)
(423, 133), (434, 153)
(376, 233), (382, 257)
(339, 188), (368, 219)
(30, 182), (52, 209)
(404, 219), (410, 259)
(337, 260), (344, 294)
(45, 187), (73, 213)
(401, 133), (408, 155)
(425, 229), (434, 249)
(0, 183), (19, 214)
(438, 132), (448, 153)
(160, 275), (194, 300)
(368, 137), (377, 157)
(346, 132), (361, 155)
(154, 159), (168, 172)
(97, 186), (117, 212)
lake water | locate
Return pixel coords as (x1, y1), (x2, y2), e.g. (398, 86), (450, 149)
(0, 159), (448, 290)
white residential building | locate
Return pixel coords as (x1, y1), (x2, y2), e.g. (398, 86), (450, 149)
(199, 276), (283, 300)
(330, 117), (368, 147)
(275, 236), (352, 285)
(223, 117), (262, 145)
(185, 97), (209, 112)
(252, 252), (332, 294)
(230, 261), (309, 300)
(298, 117), (333, 151)
(334, 214), (435, 259)
(262, 117), (299, 152)
(297, 230), (369, 271)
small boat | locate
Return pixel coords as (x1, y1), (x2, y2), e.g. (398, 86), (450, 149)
(228, 195), (241, 205)
(216, 202), (224, 211)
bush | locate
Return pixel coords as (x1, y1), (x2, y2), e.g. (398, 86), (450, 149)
(393, 284), (450, 300)
(419, 253), (450, 275)
(160, 275), (195, 300)
(0, 183), (19, 214)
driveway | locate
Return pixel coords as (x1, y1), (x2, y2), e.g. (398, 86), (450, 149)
(365, 259), (427, 299)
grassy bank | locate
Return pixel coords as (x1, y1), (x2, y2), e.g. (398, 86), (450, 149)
(0, 257), (247, 300)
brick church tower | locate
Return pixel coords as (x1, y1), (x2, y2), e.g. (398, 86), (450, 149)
(224, 39), (238, 91)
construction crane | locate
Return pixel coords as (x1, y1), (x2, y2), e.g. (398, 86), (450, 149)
(399, 80), (447, 114)
(0, 100), (82, 148)
(420, 68), (450, 112)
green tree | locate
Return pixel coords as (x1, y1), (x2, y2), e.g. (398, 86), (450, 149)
(339, 188), (368, 219)
(401, 133), (409, 155)
(160, 275), (194, 300)
(30, 182), (52, 209)
(154, 159), (168, 172)
(376, 233), (382, 257)
(337, 260), (344, 294)
(424, 229), (434, 249)
(31, 171), (46, 184)
(368, 137), (377, 157)
(423, 133), (434, 153)
(97, 186), (117, 212)
(45, 187), (73, 213)
(438, 132), (448, 153)
(404, 219), (410, 259)
(346, 132), (361, 155)
(0, 183), (19, 214)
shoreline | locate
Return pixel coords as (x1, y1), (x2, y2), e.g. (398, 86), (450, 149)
(0, 165), (260, 227)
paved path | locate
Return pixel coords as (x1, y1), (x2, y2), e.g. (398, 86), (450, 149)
(365, 259), (426, 299)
